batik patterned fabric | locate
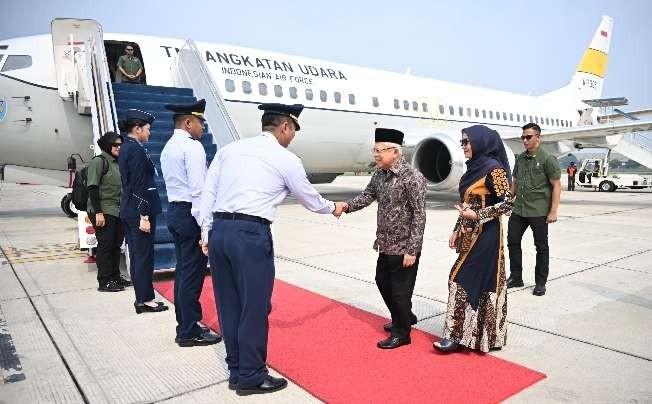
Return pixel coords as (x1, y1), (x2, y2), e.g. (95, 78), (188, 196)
(443, 167), (513, 352)
(346, 157), (427, 255)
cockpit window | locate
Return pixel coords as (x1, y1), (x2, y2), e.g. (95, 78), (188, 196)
(1, 55), (32, 72)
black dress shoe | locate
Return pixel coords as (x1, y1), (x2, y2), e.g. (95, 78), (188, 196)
(177, 330), (222, 347)
(377, 336), (411, 349)
(118, 275), (132, 287)
(433, 338), (461, 353)
(175, 326), (217, 343)
(383, 313), (418, 332)
(506, 277), (524, 288)
(533, 284), (546, 296)
(236, 375), (288, 396)
(228, 381), (237, 391)
(98, 280), (124, 292)
(134, 302), (169, 314)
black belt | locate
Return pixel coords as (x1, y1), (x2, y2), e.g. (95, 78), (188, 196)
(169, 201), (191, 205)
(214, 212), (271, 226)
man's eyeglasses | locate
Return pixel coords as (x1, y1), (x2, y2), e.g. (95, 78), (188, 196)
(521, 134), (536, 141)
(372, 147), (396, 154)
(459, 138), (470, 147)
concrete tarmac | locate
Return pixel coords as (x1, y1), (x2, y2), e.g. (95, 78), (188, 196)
(0, 176), (651, 403)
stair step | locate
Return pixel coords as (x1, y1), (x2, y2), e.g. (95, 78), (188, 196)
(114, 93), (197, 105)
(112, 83), (193, 96)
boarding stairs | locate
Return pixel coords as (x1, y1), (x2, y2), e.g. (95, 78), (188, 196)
(112, 83), (218, 270)
(52, 18), (241, 270)
(613, 133), (652, 170)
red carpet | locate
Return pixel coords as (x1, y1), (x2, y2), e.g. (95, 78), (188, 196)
(155, 277), (545, 403)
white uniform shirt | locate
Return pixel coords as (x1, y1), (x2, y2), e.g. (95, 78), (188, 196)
(160, 129), (207, 225)
(199, 132), (335, 241)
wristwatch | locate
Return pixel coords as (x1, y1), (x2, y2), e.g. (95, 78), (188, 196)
(140, 215), (149, 221)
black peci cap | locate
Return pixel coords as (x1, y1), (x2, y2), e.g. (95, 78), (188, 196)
(375, 128), (404, 145)
(165, 99), (206, 121)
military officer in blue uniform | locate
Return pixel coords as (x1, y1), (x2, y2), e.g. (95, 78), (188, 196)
(198, 103), (346, 395)
(118, 109), (168, 314)
(161, 99), (222, 347)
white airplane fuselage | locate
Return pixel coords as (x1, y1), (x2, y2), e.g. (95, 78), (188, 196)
(0, 23), (605, 189)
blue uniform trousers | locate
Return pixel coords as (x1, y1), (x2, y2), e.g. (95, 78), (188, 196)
(208, 218), (275, 388)
(167, 202), (206, 339)
(123, 215), (156, 303)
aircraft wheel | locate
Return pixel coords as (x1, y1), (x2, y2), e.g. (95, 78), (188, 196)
(599, 181), (615, 192)
(61, 193), (78, 218)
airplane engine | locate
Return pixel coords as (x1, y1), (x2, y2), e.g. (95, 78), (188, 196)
(411, 134), (515, 192)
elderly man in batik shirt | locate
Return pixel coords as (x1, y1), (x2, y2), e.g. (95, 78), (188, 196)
(342, 128), (427, 350)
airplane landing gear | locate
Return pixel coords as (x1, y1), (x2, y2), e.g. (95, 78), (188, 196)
(61, 192), (78, 217)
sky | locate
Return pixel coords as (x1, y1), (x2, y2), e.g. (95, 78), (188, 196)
(2, 0), (651, 110)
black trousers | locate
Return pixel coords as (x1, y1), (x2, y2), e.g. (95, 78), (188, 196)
(123, 215), (156, 303)
(568, 175), (575, 191)
(376, 253), (420, 339)
(89, 213), (123, 286)
(507, 213), (549, 286)
(167, 202), (206, 339)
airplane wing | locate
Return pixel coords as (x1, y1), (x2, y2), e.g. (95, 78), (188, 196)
(501, 120), (652, 143)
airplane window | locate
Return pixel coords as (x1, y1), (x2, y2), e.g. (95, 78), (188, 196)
(529, 115), (533, 123)
(516, 113), (520, 122)
(546, 118), (550, 125)
(289, 87), (298, 99)
(439, 104), (444, 114)
(305, 88), (313, 100)
(403, 100), (409, 110)
(459, 106), (464, 116)
(258, 83), (268, 96)
(496, 111), (500, 120)
(449, 105), (454, 115)
(320, 90), (327, 102)
(474, 108), (479, 118)
(394, 99), (400, 109)
(274, 85), (283, 97)
(225, 79), (236, 92)
(556, 118), (559, 126)
(242, 81), (252, 94)
(349, 94), (355, 105)
(467, 108), (472, 117)
(535, 117), (539, 124)
(412, 101), (418, 111)
(1, 55), (32, 72)
(422, 103), (428, 112)
(334, 92), (341, 103)
(482, 110), (486, 118)
(373, 97), (379, 107)
(489, 111), (494, 119)
(504, 112), (508, 120)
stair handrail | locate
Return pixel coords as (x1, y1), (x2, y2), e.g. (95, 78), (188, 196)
(79, 30), (119, 154)
(172, 39), (240, 147)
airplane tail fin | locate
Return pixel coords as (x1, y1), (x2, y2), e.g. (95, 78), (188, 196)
(542, 15), (613, 102)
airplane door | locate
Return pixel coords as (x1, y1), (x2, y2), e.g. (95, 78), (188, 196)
(103, 41), (147, 84)
(51, 18), (103, 99)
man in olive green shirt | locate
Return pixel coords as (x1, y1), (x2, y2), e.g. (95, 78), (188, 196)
(506, 123), (561, 296)
(116, 45), (143, 84)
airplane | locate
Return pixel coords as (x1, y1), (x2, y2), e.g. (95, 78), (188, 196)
(1, 15), (651, 218)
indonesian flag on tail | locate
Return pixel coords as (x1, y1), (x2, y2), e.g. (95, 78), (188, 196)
(601, 30), (608, 37)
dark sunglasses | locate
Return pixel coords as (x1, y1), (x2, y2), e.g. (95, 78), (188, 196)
(459, 138), (470, 146)
(112, 143), (122, 147)
(521, 134), (536, 141)
(126, 48), (134, 51)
